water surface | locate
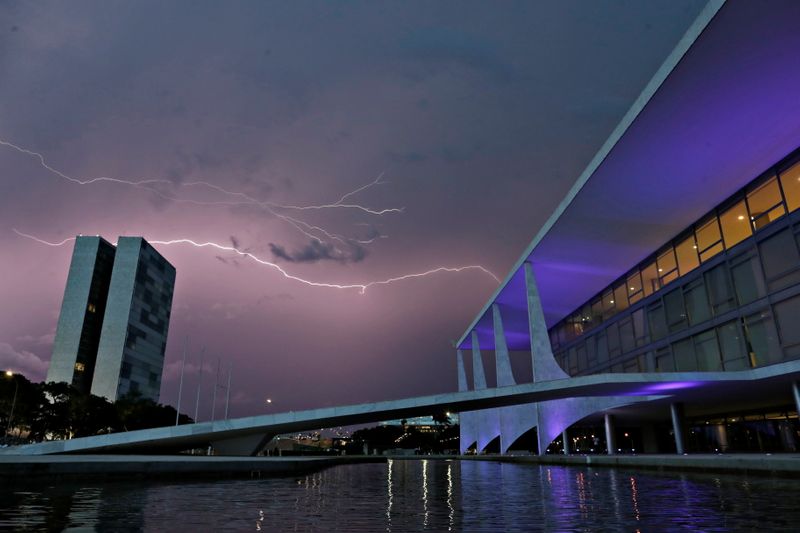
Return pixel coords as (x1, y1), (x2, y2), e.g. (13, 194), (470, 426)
(2, 460), (800, 531)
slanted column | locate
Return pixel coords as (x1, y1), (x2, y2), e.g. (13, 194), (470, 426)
(670, 402), (686, 455)
(492, 304), (516, 387)
(793, 382), (800, 420)
(524, 262), (568, 382)
(471, 331), (487, 390)
(604, 413), (616, 455)
(562, 429), (570, 455)
(457, 350), (469, 392)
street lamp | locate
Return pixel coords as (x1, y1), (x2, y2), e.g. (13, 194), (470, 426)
(4, 371), (18, 437)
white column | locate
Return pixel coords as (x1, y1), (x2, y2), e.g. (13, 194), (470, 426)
(670, 403), (686, 455)
(457, 349), (469, 392)
(524, 262), (568, 382)
(605, 413), (616, 455)
(471, 331), (487, 390)
(492, 304), (515, 387)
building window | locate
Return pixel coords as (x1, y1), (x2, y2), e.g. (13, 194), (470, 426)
(657, 248), (679, 286)
(683, 278), (711, 325)
(664, 288), (688, 333)
(694, 330), (722, 371)
(705, 264), (735, 315)
(74, 362), (85, 372)
(87, 303), (96, 313)
(641, 262), (659, 297)
(759, 228), (800, 284)
(673, 338), (696, 372)
(719, 200), (752, 248)
(778, 160), (800, 212)
(717, 321), (749, 370)
(655, 347), (674, 372)
(743, 312), (781, 367)
(774, 295), (800, 359)
(675, 235), (700, 276)
(746, 176), (785, 231)
(729, 252), (766, 305)
(613, 282), (629, 312)
(627, 271), (643, 303)
(647, 301), (667, 341)
(695, 217), (724, 263)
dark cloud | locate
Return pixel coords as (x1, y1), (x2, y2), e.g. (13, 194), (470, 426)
(269, 239), (367, 264)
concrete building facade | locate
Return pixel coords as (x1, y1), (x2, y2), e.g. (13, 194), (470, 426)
(456, 0), (800, 456)
(48, 236), (175, 403)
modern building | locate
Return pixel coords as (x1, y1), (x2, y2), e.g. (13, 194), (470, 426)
(455, 0), (800, 455)
(47, 236), (175, 403)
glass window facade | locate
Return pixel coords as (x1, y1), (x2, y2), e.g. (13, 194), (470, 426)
(549, 148), (800, 376)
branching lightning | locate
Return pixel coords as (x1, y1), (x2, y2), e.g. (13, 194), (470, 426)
(13, 229), (500, 294)
(1, 137), (402, 250)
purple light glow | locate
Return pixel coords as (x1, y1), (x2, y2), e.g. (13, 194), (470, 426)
(461, 1), (800, 347)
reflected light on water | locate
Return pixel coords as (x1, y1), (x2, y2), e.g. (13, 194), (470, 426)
(446, 462), (454, 531)
(386, 458), (393, 528)
(4, 461), (800, 531)
(422, 460), (429, 528)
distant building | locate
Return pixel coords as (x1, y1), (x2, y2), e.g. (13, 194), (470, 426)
(47, 236), (175, 402)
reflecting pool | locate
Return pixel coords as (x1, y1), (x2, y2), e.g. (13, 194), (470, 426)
(3, 460), (800, 531)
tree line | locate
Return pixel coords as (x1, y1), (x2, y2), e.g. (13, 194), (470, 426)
(1, 372), (192, 444)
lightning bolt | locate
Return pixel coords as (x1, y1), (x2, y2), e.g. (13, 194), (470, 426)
(1, 137), (401, 248)
(12, 229), (500, 294)
(1, 138), (402, 215)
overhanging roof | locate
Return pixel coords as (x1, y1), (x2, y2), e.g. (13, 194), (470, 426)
(459, 0), (800, 350)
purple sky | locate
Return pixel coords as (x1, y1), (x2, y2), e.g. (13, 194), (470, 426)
(0, 0), (705, 418)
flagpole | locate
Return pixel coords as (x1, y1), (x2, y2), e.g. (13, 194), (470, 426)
(194, 347), (206, 422)
(175, 336), (188, 426)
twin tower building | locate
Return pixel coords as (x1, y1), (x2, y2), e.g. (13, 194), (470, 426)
(46, 236), (175, 403)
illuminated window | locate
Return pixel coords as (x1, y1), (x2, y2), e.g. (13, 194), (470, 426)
(627, 271), (643, 304)
(719, 200), (752, 248)
(641, 262), (659, 296)
(87, 303), (96, 313)
(657, 247), (678, 286)
(74, 362), (85, 372)
(675, 235), (699, 276)
(695, 217), (723, 262)
(779, 160), (800, 212)
(612, 282), (629, 312)
(746, 176), (785, 230)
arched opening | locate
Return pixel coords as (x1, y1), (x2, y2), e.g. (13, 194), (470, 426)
(506, 426), (538, 454)
(482, 435), (501, 454)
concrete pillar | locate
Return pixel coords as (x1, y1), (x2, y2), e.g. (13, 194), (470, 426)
(670, 403), (685, 455)
(492, 304), (515, 387)
(793, 381), (800, 418)
(456, 350), (468, 392)
(471, 331), (487, 390)
(562, 429), (570, 455)
(604, 413), (616, 455)
(524, 262), (568, 382)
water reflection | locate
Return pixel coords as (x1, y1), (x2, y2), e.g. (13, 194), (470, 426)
(3, 461), (800, 531)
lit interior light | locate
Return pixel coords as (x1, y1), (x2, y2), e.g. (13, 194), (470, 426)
(629, 287), (635, 291)
(658, 268), (663, 272)
(738, 215), (745, 220)
(609, 300), (614, 304)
